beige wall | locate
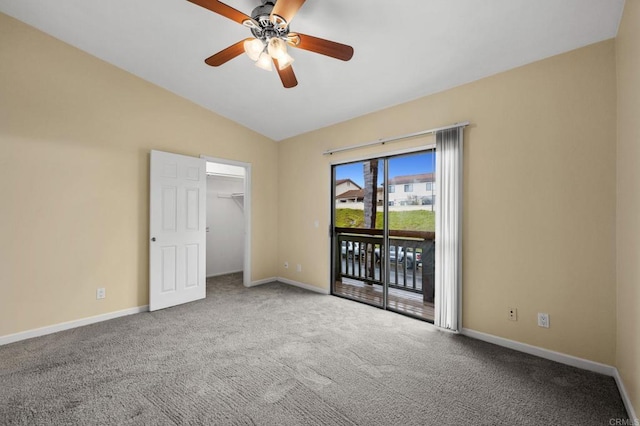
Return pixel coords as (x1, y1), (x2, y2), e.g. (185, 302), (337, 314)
(278, 40), (618, 365)
(0, 13), (278, 336)
(616, 0), (640, 415)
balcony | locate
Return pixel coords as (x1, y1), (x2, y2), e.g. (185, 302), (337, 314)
(334, 228), (435, 322)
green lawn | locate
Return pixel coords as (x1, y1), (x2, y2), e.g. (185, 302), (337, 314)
(335, 208), (435, 232)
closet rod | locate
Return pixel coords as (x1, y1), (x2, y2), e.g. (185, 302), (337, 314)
(322, 121), (470, 156)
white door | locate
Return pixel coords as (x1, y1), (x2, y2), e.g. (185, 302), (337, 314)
(149, 150), (206, 311)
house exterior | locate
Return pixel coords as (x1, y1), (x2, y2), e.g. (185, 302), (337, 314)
(335, 187), (384, 204)
(335, 173), (434, 208)
(388, 173), (436, 207)
(335, 179), (361, 197)
(335, 188), (364, 203)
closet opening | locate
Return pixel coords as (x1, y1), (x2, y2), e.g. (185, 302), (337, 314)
(204, 160), (250, 284)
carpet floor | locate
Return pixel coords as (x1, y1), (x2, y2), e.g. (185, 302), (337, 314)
(0, 273), (628, 425)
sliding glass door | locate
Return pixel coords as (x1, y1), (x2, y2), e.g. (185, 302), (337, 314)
(385, 152), (436, 320)
(332, 159), (385, 308)
(331, 150), (436, 322)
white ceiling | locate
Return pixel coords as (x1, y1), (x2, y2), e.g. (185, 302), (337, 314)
(0, 0), (625, 141)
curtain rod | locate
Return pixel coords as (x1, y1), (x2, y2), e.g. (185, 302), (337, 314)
(322, 121), (470, 156)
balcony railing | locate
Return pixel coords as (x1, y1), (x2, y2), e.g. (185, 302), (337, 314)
(334, 227), (435, 303)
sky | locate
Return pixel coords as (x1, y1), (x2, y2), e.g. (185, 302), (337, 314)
(335, 151), (436, 187)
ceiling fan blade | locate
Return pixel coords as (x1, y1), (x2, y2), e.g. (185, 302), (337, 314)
(273, 59), (298, 88)
(288, 33), (354, 61)
(188, 0), (257, 27)
(205, 39), (251, 66)
(271, 0), (306, 24)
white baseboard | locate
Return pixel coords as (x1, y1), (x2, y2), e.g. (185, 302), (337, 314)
(461, 328), (616, 376)
(613, 369), (639, 422)
(0, 305), (149, 347)
(462, 328), (638, 420)
(246, 277), (277, 287)
(277, 277), (330, 295)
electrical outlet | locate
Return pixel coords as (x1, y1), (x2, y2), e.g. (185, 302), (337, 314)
(508, 307), (517, 321)
(96, 288), (106, 300)
(296, 264), (302, 273)
(538, 313), (550, 328)
(284, 261), (288, 269)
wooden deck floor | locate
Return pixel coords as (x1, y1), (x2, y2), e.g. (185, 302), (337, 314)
(334, 279), (434, 322)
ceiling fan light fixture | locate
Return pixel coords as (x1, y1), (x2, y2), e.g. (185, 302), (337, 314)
(255, 51), (273, 71)
(277, 52), (295, 70)
(267, 37), (287, 60)
(244, 38), (264, 61)
(189, 0), (354, 88)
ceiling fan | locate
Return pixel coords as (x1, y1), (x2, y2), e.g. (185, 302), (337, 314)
(187, 0), (354, 88)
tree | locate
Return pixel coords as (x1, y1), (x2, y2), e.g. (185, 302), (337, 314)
(363, 161), (378, 281)
(363, 161), (378, 229)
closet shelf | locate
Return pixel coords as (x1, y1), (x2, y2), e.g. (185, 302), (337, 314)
(217, 192), (244, 199)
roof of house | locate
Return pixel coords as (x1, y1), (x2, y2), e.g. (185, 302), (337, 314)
(336, 187), (384, 200)
(388, 173), (435, 185)
(335, 179), (362, 189)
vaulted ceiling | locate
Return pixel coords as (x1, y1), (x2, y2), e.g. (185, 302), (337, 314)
(0, 0), (625, 140)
